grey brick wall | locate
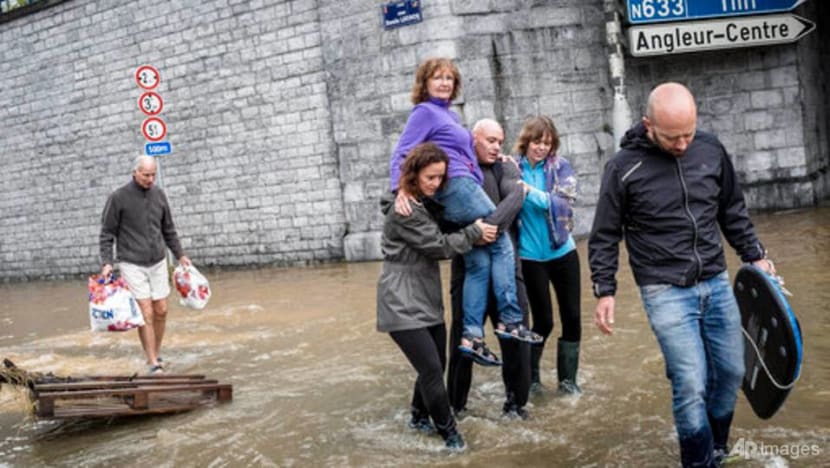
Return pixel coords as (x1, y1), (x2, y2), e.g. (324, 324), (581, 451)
(455, 1), (612, 238)
(328, 0), (612, 259)
(624, 3), (829, 210)
(626, 46), (805, 208)
(1, 0), (828, 279)
(1, 0), (345, 279)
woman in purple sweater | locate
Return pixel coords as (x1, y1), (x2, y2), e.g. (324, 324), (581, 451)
(389, 58), (541, 364)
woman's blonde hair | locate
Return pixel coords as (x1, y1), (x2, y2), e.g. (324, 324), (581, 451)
(410, 58), (461, 104)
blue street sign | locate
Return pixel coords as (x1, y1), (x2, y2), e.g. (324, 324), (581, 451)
(627, 0), (808, 24)
(381, 0), (422, 30)
(145, 141), (171, 156)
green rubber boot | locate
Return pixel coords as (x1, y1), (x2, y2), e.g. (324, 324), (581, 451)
(557, 339), (582, 394)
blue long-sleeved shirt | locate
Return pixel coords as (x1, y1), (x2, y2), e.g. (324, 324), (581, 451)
(389, 97), (483, 191)
(518, 158), (575, 261)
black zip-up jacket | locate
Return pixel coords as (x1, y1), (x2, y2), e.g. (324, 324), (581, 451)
(99, 179), (185, 267)
(588, 122), (765, 297)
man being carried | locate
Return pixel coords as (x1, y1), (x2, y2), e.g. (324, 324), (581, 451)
(447, 118), (532, 419)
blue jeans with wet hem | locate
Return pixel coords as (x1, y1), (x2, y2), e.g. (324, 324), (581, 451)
(434, 176), (523, 339)
(639, 271), (744, 467)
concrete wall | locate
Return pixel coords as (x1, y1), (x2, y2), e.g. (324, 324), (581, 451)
(328, 0), (612, 260)
(1, 0), (827, 279)
(796, 0), (830, 203)
(0, 0), (345, 279)
(624, 3), (830, 210)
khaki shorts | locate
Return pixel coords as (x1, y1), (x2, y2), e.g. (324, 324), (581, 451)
(119, 259), (170, 300)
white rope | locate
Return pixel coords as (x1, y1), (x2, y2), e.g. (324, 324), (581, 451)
(741, 327), (800, 391)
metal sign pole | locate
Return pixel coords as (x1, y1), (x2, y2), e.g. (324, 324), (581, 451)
(135, 65), (175, 275)
(154, 156), (175, 274)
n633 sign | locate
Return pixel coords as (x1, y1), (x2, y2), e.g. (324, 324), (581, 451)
(627, 0), (809, 24)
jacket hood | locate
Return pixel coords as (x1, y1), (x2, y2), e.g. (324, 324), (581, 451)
(620, 121), (656, 152)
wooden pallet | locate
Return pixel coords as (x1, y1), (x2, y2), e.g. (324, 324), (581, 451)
(31, 374), (233, 419)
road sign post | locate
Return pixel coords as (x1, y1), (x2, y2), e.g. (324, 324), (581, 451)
(628, 13), (815, 56)
(627, 0), (809, 24)
(134, 64), (175, 268)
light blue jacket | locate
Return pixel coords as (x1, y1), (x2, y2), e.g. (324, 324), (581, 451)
(517, 155), (578, 261)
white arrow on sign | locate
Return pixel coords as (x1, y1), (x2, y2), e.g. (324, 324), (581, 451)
(628, 13), (815, 57)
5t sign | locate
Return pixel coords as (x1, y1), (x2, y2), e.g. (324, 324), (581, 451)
(142, 117), (167, 142)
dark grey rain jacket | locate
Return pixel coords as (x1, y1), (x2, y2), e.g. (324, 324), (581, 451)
(100, 179), (185, 267)
(376, 192), (481, 333)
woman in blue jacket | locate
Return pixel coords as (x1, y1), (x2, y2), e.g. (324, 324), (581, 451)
(514, 116), (583, 394)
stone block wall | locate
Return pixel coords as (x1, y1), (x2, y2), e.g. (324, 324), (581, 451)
(455, 1), (613, 237)
(0, 0), (345, 279)
(624, 3), (830, 210)
(796, 0), (830, 203)
(328, 0), (612, 259)
(1, 0), (827, 278)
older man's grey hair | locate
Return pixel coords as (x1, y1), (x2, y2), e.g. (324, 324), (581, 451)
(132, 155), (157, 172)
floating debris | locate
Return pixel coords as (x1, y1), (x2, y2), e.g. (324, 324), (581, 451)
(1, 359), (232, 420)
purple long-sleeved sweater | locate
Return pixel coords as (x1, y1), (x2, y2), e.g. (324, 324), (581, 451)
(388, 97), (483, 191)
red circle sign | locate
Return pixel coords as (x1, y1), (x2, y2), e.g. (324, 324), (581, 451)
(138, 91), (164, 116)
(135, 65), (160, 90)
(142, 117), (167, 142)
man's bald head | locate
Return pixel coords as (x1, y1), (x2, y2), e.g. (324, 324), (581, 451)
(643, 82), (697, 157)
(472, 118), (502, 136)
(472, 118), (505, 166)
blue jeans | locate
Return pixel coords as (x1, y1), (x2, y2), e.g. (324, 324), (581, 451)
(639, 271), (744, 468)
(434, 176), (523, 338)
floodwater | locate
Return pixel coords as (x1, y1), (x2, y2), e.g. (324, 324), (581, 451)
(1, 207), (829, 467)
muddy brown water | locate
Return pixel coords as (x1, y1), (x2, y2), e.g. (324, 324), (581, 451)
(1, 207), (829, 467)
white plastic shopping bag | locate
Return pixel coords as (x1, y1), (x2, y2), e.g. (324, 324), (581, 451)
(87, 275), (144, 332)
(173, 264), (212, 309)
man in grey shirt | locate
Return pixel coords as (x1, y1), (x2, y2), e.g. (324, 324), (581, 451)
(100, 155), (191, 374)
